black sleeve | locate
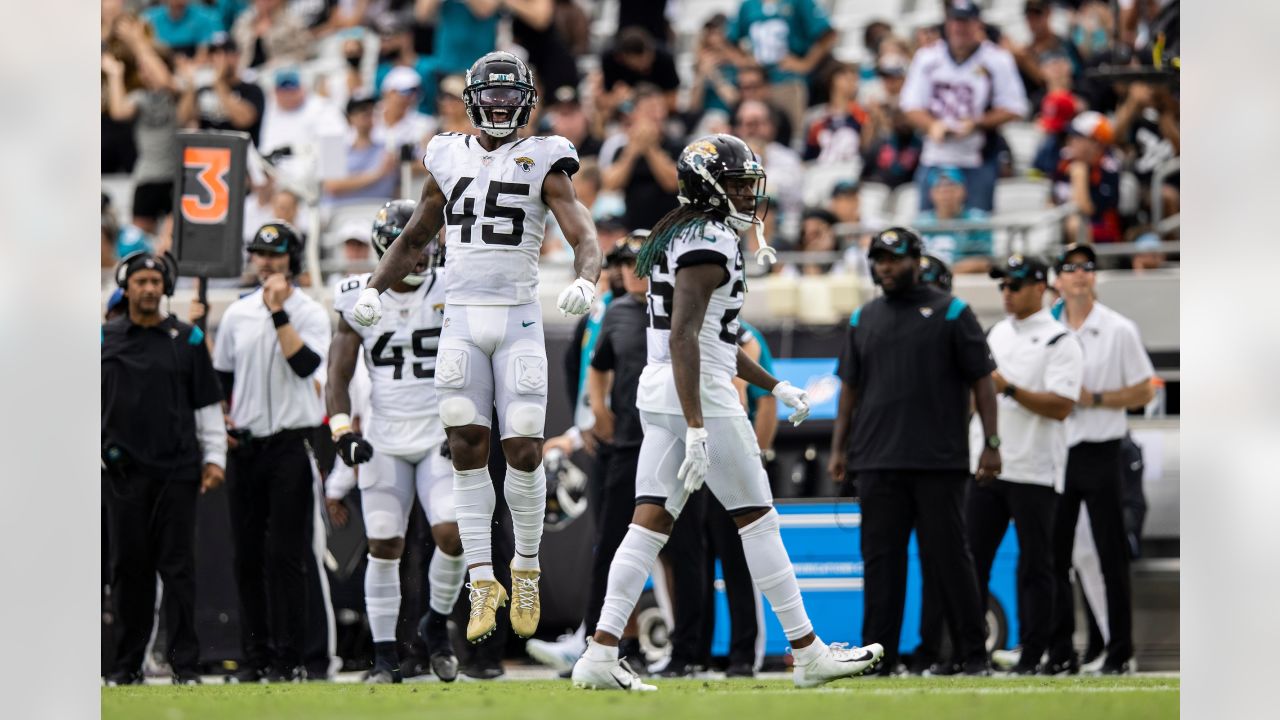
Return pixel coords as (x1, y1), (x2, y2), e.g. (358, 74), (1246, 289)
(954, 306), (997, 382)
(217, 371), (235, 403)
(286, 345), (323, 378)
(565, 313), (588, 408)
(655, 51), (682, 91)
(242, 83), (266, 122)
(835, 322), (859, 385)
(590, 313), (616, 372)
(600, 54), (621, 90)
(189, 332), (223, 409)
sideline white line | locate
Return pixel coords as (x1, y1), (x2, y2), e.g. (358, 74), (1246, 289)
(704, 685), (1178, 696)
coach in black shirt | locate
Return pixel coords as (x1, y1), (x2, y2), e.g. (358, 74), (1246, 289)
(829, 227), (1001, 675)
(101, 252), (226, 685)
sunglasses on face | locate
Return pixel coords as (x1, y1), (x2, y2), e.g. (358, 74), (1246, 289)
(998, 280), (1024, 293)
(1058, 261), (1096, 273)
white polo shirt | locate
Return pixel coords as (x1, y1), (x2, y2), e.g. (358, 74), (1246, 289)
(213, 287), (331, 437)
(970, 309), (1083, 491)
(1055, 301), (1155, 446)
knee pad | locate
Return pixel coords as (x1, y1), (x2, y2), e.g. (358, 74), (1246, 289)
(737, 507), (780, 541)
(365, 510), (401, 540)
(439, 396), (478, 428)
(435, 348), (469, 390)
(506, 402), (545, 437)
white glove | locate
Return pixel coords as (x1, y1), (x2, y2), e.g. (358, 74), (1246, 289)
(352, 287), (382, 327)
(557, 277), (595, 317)
(677, 426), (710, 494)
(772, 381), (811, 426)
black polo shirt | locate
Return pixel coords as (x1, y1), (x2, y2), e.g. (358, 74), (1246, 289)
(589, 293), (649, 449)
(101, 314), (223, 479)
(835, 284), (995, 472)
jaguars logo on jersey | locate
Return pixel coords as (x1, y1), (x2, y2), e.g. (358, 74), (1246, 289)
(514, 156), (535, 172)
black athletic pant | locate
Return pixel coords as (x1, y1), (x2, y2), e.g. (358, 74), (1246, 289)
(968, 478), (1058, 663)
(859, 470), (987, 668)
(584, 444), (634, 636)
(104, 468), (201, 675)
(662, 485), (708, 664)
(1049, 439), (1133, 666)
(698, 494), (759, 668)
(227, 430), (318, 672)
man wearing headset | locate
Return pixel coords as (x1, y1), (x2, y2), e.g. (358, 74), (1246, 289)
(213, 221), (333, 683)
(101, 251), (227, 685)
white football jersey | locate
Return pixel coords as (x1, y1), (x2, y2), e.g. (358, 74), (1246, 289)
(899, 41), (1029, 168)
(637, 220), (747, 418)
(423, 132), (580, 305)
(333, 271), (448, 421)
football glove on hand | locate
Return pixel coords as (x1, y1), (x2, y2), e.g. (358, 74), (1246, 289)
(352, 287), (383, 327)
(677, 426), (710, 494)
(335, 432), (374, 466)
(557, 277), (595, 317)
(772, 381), (811, 426)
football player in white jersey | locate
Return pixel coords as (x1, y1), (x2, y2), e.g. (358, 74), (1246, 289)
(348, 51), (602, 644)
(327, 200), (464, 683)
(570, 134), (884, 691)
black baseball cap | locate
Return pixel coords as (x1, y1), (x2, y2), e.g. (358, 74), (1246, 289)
(1055, 242), (1098, 270)
(209, 32), (237, 52)
(947, 0), (983, 20)
(868, 226), (923, 259)
(1024, 0), (1050, 14)
(606, 229), (649, 265)
(989, 254), (1049, 283)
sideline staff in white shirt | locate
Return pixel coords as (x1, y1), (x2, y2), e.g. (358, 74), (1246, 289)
(968, 255), (1083, 675)
(1044, 243), (1155, 675)
(213, 221), (332, 681)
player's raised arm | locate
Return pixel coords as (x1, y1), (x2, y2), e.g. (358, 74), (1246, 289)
(352, 172), (446, 326)
(544, 170), (601, 316)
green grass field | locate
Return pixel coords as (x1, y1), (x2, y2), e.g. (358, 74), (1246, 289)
(103, 676), (1179, 720)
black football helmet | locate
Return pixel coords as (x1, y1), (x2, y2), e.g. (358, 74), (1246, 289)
(920, 254), (953, 291)
(676, 134), (768, 231)
(371, 199), (439, 286)
(542, 448), (588, 531)
(463, 51), (538, 138)
(247, 219), (305, 275)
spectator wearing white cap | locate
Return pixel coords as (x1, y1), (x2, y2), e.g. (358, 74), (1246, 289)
(323, 219), (376, 286)
(322, 94), (400, 208)
(372, 66), (437, 164)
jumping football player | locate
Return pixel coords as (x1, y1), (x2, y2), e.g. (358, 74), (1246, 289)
(328, 200), (464, 683)
(350, 51), (602, 644)
(570, 134), (884, 691)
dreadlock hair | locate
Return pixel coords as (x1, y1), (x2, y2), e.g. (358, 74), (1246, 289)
(634, 204), (710, 278)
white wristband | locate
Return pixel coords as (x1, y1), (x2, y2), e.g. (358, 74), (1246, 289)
(329, 413), (352, 439)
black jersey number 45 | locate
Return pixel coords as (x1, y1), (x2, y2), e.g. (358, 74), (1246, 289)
(445, 177), (529, 246)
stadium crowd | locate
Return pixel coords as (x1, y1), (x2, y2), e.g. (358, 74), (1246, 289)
(100, 0), (1177, 686)
(102, 0), (1180, 285)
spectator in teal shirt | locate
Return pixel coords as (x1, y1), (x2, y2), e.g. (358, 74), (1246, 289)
(727, 0), (837, 144)
(736, 320), (779, 456)
(142, 0), (222, 54)
(915, 166), (994, 274)
(432, 0), (499, 74)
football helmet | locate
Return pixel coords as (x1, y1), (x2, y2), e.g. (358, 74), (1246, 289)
(542, 448), (588, 531)
(371, 199), (439, 286)
(463, 51), (538, 138)
(675, 133), (768, 232)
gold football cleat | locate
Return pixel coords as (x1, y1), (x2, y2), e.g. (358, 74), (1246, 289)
(509, 564), (542, 638)
(465, 579), (508, 644)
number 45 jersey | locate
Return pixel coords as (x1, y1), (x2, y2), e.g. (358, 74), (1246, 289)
(334, 272), (448, 450)
(637, 220), (748, 418)
(424, 132), (580, 306)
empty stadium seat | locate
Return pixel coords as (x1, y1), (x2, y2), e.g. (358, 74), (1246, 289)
(993, 177), (1051, 214)
(857, 181), (892, 219)
(802, 163), (862, 208)
(1001, 121), (1044, 173)
(890, 183), (920, 226)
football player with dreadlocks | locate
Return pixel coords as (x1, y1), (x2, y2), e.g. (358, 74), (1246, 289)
(349, 51), (601, 645)
(327, 200), (463, 683)
(571, 134), (884, 692)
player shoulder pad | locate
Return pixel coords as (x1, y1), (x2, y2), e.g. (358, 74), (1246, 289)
(670, 220), (736, 271)
(424, 132), (468, 171)
(523, 134), (580, 179)
(333, 273), (371, 314)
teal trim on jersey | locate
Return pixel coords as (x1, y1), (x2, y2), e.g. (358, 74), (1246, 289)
(577, 291), (615, 405)
(101, 325), (105, 345)
(945, 297), (967, 321)
(188, 325), (204, 346)
(849, 307), (863, 327)
(1050, 298), (1065, 320)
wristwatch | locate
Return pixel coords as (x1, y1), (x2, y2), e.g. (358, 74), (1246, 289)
(986, 435), (1001, 450)
(1002, 384), (1018, 399)
(1092, 392), (1104, 407)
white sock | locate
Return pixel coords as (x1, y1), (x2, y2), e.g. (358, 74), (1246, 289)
(453, 467), (495, 572)
(791, 636), (827, 665)
(504, 464), (546, 571)
(583, 639), (619, 662)
(364, 555), (401, 643)
(597, 524), (667, 639)
(428, 549), (465, 615)
(469, 564), (496, 583)
(738, 509), (814, 641)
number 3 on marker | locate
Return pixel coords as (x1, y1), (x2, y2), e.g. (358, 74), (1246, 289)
(181, 147), (231, 224)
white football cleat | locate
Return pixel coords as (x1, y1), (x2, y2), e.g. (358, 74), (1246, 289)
(793, 642), (884, 689)
(571, 654), (656, 692)
(527, 631), (586, 673)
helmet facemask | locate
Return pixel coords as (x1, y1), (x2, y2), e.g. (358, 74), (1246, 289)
(464, 84), (536, 138)
(719, 171), (769, 232)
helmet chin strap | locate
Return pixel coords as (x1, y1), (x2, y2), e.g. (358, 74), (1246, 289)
(696, 163), (775, 266)
(401, 273), (426, 286)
